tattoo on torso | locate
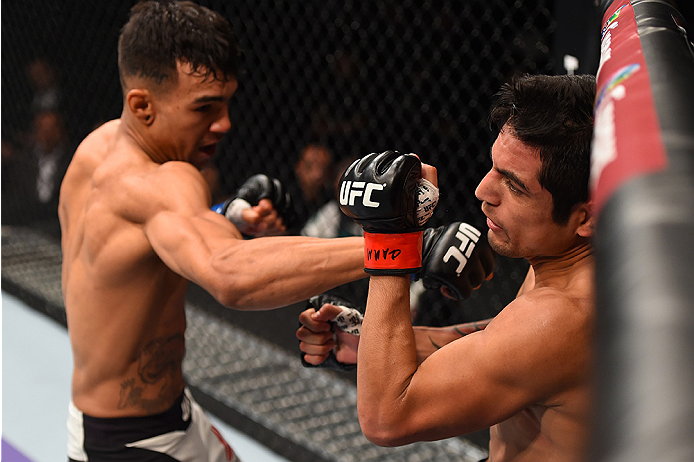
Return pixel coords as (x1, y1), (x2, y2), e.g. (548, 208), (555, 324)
(118, 333), (185, 413)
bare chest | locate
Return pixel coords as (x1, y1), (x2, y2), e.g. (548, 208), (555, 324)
(490, 400), (589, 462)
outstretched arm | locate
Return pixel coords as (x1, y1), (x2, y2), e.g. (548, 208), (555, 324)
(142, 162), (366, 310)
(357, 273), (586, 447)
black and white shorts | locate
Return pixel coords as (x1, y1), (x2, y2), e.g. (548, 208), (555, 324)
(67, 388), (238, 462)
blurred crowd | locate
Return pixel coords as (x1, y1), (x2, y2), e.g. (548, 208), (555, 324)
(2, 57), (74, 237)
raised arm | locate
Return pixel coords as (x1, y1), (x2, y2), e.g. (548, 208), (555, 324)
(332, 152), (579, 446)
(357, 276), (586, 445)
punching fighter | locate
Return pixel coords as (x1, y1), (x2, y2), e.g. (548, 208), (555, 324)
(298, 74), (597, 462)
(58, 2), (364, 460)
(59, 2), (489, 460)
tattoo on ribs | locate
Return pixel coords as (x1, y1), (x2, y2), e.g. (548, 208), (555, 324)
(118, 333), (185, 412)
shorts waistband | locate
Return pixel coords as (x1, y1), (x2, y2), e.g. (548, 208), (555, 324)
(69, 388), (192, 448)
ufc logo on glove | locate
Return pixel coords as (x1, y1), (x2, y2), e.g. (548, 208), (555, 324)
(338, 151), (438, 275)
(444, 223), (481, 275)
(339, 181), (385, 208)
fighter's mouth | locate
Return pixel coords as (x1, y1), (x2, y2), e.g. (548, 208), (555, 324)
(486, 217), (503, 233)
(482, 210), (503, 234)
(200, 144), (217, 157)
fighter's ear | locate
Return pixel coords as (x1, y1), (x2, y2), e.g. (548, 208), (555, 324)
(575, 200), (595, 238)
(126, 89), (155, 126)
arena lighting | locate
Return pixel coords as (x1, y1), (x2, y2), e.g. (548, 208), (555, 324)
(590, 1), (694, 461)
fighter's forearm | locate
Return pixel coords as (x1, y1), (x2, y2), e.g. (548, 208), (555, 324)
(209, 235), (366, 310)
(357, 275), (420, 445)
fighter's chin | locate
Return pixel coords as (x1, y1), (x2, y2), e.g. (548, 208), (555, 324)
(486, 233), (503, 254)
(485, 232), (512, 257)
(198, 155), (214, 168)
(489, 238), (524, 259)
(190, 150), (214, 169)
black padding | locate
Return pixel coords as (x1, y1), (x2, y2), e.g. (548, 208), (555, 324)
(591, 1), (694, 461)
(592, 173), (694, 461)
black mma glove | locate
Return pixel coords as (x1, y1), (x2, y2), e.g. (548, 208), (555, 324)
(419, 222), (496, 300)
(338, 151), (438, 274)
(300, 294), (363, 372)
(213, 174), (295, 232)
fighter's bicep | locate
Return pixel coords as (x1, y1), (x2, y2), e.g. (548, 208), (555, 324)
(143, 194), (241, 283)
(403, 303), (570, 433)
(144, 210), (218, 280)
(401, 329), (533, 434)
(140, 164), (247, 290)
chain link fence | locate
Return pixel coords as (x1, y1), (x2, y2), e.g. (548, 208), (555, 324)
(2, 0), (561, 325)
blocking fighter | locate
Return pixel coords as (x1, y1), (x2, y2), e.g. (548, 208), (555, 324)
(298, 74), (596, 462)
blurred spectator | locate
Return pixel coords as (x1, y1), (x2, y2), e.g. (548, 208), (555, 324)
(2, 57), (62, 170)
(1, 138), (20, 184)
(301, 154), (368, 307)
(2, 110), (74, 237)
(26, 57), (62, 114)
(300, 155), (363, 239)
(287, 143), (335, 234)
(3, 57), (64, 153)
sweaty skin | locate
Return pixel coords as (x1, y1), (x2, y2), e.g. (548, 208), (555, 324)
(354, 129), (595, 462)
(59, 64), (365, 418)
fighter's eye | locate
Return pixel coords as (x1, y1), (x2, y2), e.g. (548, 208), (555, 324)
(504, 178), (521, 194)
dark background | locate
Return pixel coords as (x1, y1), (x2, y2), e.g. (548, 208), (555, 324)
(2, 0), (617, 450)
(1, 0), (608, 327)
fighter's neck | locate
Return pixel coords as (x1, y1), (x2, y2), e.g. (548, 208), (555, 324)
(528, 242), (594, 288)
(118, 115), (169, 164)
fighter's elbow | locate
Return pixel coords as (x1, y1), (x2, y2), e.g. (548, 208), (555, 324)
(208, 276), (254, 309)
(358, 408), (414, 447)
(217, 290), (261, 310)
(361, 425), (415, 447)
(214, 289), (242, 309)
(362, 428), (403, 447)
(210, 276), (276, 311)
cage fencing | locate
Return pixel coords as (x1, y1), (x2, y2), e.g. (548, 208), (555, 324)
(2, 0), (570, 325)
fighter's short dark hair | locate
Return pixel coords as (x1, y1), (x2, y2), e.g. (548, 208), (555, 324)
(489, 74), (596, 225)
(118, 1), (241, 91)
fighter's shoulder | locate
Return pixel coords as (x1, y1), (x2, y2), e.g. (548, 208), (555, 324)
(75, 120), (120, 156)
(114, 161), (209, 226)
(90, 151), (207, 224)
(493, 286), (591, 336)
(145, 161), (209, 200)
(482, 287), (592, 390)
(93, 162), (206, 227)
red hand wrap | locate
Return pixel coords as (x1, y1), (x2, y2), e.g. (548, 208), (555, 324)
(363, 231), (423, 274)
